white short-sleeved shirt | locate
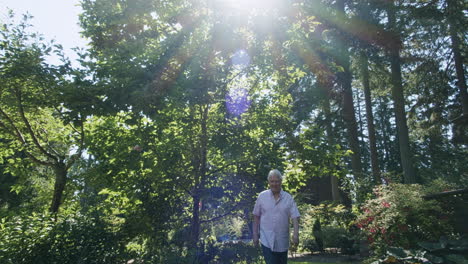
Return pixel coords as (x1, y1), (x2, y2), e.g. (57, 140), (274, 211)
(252, 189), (300, 252)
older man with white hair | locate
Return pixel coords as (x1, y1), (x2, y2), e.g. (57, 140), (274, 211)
(253, 169), (300, 264)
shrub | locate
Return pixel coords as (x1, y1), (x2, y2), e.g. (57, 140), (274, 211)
(300, 202), (358, 254)
(370, 236), (468, 264)
(302, 238), (320, 253)
(0, 213), (130, 264)
(214, 241), (262, 264)
(356, 184), (453, 255)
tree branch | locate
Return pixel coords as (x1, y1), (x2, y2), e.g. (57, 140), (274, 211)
(200, 201), (246, 224)
(0, 107), (27, 144)
(15, 86), (58, 162)
(66, 116), (85, 170)
(0, 116), (55, 167)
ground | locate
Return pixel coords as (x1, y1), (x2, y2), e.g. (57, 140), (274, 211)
(289, 252), (362, 264)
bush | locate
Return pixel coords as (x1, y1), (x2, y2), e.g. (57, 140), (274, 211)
(213, 241), (262, 264)
(156, 239), (263, 264)
(0, 213), (130, 264)
(320, 226), (358, 254)
(321, 226), (348, 248)
(356, 184), (454, 255)
(302, 238), (320, 253)
(370, 236), (468, 264)
(300, 202), (358, 254)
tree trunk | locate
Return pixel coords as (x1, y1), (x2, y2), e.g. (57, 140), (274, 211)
(335, 0), (364, 180)
(386, 3), (417, 184)
(360, 52), (381, 184)
(50, 162), (67, 213)
(320, 80), (341, 202)
(447, 0), (468, 116)
(190, 194), (201, 247)
(189, 105), (209, 247)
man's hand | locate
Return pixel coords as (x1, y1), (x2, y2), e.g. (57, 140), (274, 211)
(253, 215), (260, 247)
(253, 236), (259, 247)
(292, 217), (300, 247)
(292, 233), (299, 247)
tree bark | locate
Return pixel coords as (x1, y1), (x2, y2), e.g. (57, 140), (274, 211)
(189, 105), (209, 247)
(447, 0), (468, 116)
(335, 0), (364, 180)
(319, 79), (341, 202)
(190, 193), (201, 247)
(360, 52), (381, 184)
(50, 162), (67, 213)
(386, 3), (417, 183)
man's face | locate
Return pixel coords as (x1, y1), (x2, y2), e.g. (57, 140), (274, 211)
(268, 175), (282, 193)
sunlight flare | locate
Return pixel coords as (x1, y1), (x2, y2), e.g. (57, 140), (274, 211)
(214, 0), (281, 12)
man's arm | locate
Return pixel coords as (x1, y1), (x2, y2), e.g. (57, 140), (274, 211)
(253, 215), (260, 247)
(292, 217), (300, 246)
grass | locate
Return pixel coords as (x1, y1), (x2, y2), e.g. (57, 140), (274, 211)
(290, 262), (359, 264)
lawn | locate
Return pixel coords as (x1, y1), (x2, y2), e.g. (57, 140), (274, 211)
(288, 253), (362, 264)
(290, 262), (360, 264)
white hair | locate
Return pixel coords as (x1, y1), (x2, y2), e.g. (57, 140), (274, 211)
(267, 169), (283, 181)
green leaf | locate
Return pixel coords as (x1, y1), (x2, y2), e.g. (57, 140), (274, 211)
(387, 247), (408, 258)
(445, 254), (468, 264)
(418, 241), (446, 251)
(424, 253), (444, 264)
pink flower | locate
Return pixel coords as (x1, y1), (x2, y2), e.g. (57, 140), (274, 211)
(381, 201), (390, 208)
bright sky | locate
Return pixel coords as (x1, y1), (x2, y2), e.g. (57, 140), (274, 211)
(0, 0), (88, 65)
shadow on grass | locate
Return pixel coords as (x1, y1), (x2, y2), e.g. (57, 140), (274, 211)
(289, 253), (362, 264)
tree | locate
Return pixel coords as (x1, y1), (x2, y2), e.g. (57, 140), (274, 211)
(385, 1), (418, 183)
(446, 0), (468, 117)
(334, 0), (365, 183)
(0, 13), (85, 213)
(355, 1), (382, 184)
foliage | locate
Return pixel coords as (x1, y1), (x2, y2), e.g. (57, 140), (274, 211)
(209, 241), (263, 264)
(0, 212), (130, 264)
(300, 202), (358, 254)
(153, 240), (263, 264)
(2, 0), (468, 261)
(356, 184), (454, 255)
(369, 236), (468, 264)
(0, 11), (86, 213)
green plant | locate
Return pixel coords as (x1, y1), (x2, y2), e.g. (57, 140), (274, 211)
(313, 218), (324, 251)
(300, 202), (357, 253)
(212, 241), (262, 264)
(0, 212), (130, 264)
(302, 238), (320, 253)
(370, 236), (468, 264)
(356, 184), (454, 255)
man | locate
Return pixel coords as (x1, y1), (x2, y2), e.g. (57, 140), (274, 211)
(253, 169), (300, 264)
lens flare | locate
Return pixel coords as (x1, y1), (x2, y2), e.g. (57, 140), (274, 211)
(231, 49), (250, 68)
(226, 49), (251, 118)
(215, 0), (280, 12)
(226, 86), (250, 117)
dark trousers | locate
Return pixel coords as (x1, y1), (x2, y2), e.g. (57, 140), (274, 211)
(261, 244), (288, 264)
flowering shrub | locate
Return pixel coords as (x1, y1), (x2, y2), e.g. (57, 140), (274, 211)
(356, 184), (453, 255)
